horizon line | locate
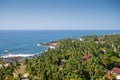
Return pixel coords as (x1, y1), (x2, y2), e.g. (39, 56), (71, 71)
(0, 29), (120, 31)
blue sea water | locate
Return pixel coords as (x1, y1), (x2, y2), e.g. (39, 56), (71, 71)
(0, 30), (120, 57)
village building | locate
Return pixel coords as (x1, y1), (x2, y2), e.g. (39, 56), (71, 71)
(81, 54), (92, 61)
(105, 67), (120, 80)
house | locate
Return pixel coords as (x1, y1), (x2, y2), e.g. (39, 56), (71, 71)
(81, 54), (92, 61)
(111, 67), (120, 74)
(105, 67), (120, 80)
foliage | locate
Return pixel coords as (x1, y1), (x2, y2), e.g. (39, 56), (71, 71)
(26, 34), (120, 80)
(0, 34), (120, 80)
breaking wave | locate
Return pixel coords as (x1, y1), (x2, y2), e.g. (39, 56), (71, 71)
(1, 53), (35, 58)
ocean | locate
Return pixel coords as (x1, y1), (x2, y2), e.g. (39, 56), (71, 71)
(0, 30), (120, 58)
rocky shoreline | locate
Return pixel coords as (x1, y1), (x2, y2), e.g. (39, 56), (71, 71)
(0, 41), (58, 63)
(40, 41), (58, 46)
(0, 56), (35, 63)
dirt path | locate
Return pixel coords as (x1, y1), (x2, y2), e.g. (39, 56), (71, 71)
(13, 63), (29, 78)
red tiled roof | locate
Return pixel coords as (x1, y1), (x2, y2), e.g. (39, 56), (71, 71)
(111, 67), (120, 74)
(81, 54), (91, 60)
(105, 67), (120, 80)
(105, 72), (113, 80)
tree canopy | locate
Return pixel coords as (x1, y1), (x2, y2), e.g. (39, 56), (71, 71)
(0, 34), (120, 80)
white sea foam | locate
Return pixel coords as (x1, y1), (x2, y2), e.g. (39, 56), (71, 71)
(36, 43), (40, 46)
(1, 53), (35, 58)
(49, 46), (56, 49)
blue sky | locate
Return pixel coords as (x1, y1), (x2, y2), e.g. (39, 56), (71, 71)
(0, 0), (120, 30)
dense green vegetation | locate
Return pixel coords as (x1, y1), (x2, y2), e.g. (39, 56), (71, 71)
(26, 34), (120, 80)
(0, 34), (120, 80)
(0, 61), (20, 80)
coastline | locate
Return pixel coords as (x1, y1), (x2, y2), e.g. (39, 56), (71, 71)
(0, 56), (34, 63)
(1, 33), (120, 63)
(0, 34), (120, 80)
(0, 41), (58, 63)
(39, 40), (58, 46)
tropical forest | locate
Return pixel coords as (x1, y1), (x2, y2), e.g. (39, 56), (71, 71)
(0, 34), (120, 80)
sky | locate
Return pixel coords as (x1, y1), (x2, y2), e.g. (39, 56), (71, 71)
(0, 0), (120, 30)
